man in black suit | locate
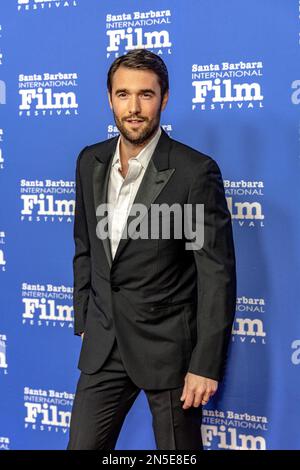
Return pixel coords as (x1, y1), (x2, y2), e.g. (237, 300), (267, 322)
(67, 49), (236, 450)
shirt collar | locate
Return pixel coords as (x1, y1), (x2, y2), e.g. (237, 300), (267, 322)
(112, 126), (162, 170)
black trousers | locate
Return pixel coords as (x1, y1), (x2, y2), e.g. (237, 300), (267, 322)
(67, 338), (203, 450)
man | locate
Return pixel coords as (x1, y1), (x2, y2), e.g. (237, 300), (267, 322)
(67, 49), (236, 450)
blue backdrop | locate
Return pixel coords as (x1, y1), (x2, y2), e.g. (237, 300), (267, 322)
(0, 0), (299, 450)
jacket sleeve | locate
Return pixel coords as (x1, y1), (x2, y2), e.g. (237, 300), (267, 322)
(72, 146), (91, 336)
(187, 157), (237, 381)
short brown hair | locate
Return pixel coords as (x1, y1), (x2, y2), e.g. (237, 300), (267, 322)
(107, 49), (169, 100)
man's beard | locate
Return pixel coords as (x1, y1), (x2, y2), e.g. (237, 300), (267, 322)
(112, 109), (161, 146)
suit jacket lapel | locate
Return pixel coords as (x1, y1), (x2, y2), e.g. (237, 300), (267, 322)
(113, 160), (175, 264)
(93, 136), (118, 269)
(93, 128), (175, 269)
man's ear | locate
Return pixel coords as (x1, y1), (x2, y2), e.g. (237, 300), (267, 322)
(161, 90), (169, 111)
(107, 90), (113, 110)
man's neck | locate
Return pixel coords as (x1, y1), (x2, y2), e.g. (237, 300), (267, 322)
(119, 138), (143, 163)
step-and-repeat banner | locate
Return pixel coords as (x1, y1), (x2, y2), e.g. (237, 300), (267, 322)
(0, 0), (299, 450)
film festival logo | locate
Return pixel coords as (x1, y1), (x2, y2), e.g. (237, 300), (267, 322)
(17, 0), (78, 11)
(0, 129), (4, 170)
(106, 8), (172, 58)
(18, 72), (79, 117)
(0, 334), (8, 374)
(0, 230), (6, 272)
(202, 408), (268, 450)
(107, 122), (173, 139)
(20, 179), (75, 222)
(96, 203), (205, 252)
(21, 282), (74, 329)
(191, 60), (264, 111)
(224, 179), (265, 228)
(24, 386), (73, 433)
(232, 296), (267, 345)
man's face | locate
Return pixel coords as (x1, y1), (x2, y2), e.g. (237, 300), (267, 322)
(108, 66), (168, 145)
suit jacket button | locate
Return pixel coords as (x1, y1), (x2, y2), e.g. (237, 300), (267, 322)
(112, 286), (120, 292)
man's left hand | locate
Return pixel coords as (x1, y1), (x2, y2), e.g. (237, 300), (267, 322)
(180, 373), (218, 409)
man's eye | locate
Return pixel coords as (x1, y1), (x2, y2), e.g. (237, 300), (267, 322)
(118, 93), (127, 98)
(142, 93), (152, 98)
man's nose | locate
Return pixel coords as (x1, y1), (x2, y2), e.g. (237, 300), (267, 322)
(128, 95), (141, 115)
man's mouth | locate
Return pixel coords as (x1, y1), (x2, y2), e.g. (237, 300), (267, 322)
(125, 119), (145, 128)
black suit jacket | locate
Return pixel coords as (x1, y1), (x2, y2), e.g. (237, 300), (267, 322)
(72, 127), (236, 389)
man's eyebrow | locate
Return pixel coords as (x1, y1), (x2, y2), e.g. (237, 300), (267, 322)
(114, 88), (156, 94)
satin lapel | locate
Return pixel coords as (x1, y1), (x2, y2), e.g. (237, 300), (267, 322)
(112, 160), (175, 265)
(93, 138), (118, 269)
